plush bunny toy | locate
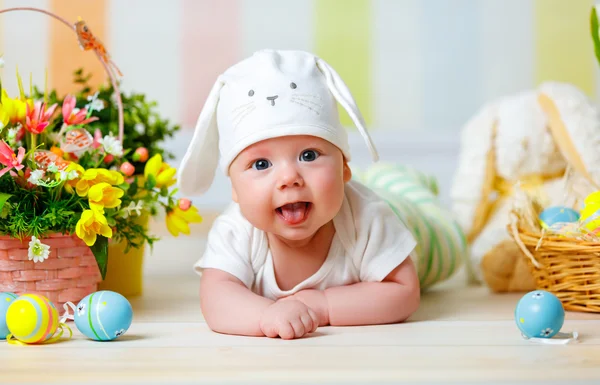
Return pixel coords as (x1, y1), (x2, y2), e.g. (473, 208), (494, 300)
(451, 81), (600, 291)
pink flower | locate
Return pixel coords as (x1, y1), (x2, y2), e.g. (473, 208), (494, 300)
(62, 95), (98, 126)
(0, 140), (25, 178)
(15, 127), (26, 142)
(25, 101), (58, 134)
(93, 128), (103, 149)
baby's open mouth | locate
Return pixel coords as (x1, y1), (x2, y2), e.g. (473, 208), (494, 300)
(276, 202), (311, 225)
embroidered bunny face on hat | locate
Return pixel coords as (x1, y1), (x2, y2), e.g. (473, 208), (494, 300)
(177, 49), (379, 197)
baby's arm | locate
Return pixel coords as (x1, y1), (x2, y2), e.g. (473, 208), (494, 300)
(200, 268), (274, 336)
(288, 257), (420, 326)
(200, 268), (320, 338)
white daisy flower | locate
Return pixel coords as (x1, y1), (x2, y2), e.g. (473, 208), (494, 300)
(540, 328), (554, 337)
(100, 134), (123, 157)
(47, 162), (59, 173)
(6, 128), (18, 140)
(115, 329), (126, 338)
(86, 91), (99, 102)
(59, 169), (79, 181)
(77, 303), (86, 316)
(88, 99), (105, 112)
(28, 236), (50, 263)
(121, 201), (144, 218)
(134, 123), (145, 134)
(27, 169), (45, 185)
(85, 92), (105, 112)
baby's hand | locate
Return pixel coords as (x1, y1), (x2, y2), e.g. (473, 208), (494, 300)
(259, 299), (319, 339)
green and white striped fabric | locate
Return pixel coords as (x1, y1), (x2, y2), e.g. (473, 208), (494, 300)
(353, 162), (466, 290)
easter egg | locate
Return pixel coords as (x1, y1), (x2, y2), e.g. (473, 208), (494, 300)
(515, 290), (564, 339)
(539, 206), (580, 229)
(580, 191), (600, 234)
(74, 291), (133, 341)
(6, 294), (59, 344)
(0, 292), (18, 339)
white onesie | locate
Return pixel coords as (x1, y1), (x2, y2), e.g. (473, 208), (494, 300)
(194, 180), (417, 300)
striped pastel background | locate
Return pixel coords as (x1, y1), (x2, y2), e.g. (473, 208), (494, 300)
(0, 0), (597, 133)
(0, 0), (598, 208)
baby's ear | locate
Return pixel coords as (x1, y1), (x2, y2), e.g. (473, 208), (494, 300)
(343, 160), (352, 182)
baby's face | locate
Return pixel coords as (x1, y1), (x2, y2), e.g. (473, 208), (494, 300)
(229, 135), (351, 243)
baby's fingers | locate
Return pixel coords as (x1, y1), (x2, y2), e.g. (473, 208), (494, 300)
(289, 319), (306, 339)
(278, 321), (296, 340)
(301, 312), (317, 334)
(261, 322), (280, 338)
(307, 308), (319, 333)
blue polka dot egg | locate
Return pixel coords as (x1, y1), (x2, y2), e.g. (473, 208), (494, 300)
(515, 290), (564, 339)
(73, 291), (133, 341)
(539, 206), (580, 229)
(0, 292), (18, 339)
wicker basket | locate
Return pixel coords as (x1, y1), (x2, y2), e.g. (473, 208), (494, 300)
(0, 7), (125, 308)
(0, 233), (102, 309)
(509, 202), (600, 313)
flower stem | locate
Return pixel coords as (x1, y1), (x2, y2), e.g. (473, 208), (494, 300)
(30, 133), (37, 162)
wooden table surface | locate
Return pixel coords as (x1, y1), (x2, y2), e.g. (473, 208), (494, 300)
(1, 236), (599, 385)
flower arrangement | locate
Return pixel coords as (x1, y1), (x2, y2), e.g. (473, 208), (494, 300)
(0, 65), (202, 279)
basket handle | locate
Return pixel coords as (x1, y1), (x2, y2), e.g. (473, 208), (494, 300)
(509, 214), (543, 269)
(0, 6), (124, 144)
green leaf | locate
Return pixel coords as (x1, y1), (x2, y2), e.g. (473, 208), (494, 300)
(145, 174), (157, 190)
(591, 7), (600, 66)
(107, 216), (117, 227)
(90, 235), (109, 280)
(0, 193), (12, 213)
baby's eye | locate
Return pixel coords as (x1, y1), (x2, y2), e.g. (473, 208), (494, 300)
(248, 89), (255, 97)
(290, 82), (297, 89)
(300, 150), (319, 162)
(252, 159), (271, 170)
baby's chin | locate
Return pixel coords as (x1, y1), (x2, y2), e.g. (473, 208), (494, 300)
(271, 226), (318, 243)
(269, 218), (336, 245)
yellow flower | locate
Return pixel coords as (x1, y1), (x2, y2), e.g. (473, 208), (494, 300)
(0, 102), (8, 128)
(63, 162), (86, 194)
(166, 206), (202, 236)
(75, 209), (113, 246)
(76, 168), (124, 196)
(144, 154), (176, 188)
(88, 182), (124, 212)
(0, 89), (32, 124)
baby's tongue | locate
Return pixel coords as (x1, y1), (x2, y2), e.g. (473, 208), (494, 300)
(280, 202), (307, 224)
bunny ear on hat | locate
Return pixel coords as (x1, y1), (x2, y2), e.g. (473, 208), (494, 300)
(315, 57), (380, 162)
(177, 76), (225, 197)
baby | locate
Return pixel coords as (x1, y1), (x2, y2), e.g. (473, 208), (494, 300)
(178, 50), (463, 339)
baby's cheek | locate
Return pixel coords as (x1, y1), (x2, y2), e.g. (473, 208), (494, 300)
(315, 175), (345, 208)
(240, 192), (275, 229)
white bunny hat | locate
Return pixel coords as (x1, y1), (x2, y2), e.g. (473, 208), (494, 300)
(177, 49), (380, 196)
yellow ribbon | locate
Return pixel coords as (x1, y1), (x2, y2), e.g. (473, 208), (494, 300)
(468, 171), (564, 242)
(493, 172), (564, 203)
(6, 323), (73, 345)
